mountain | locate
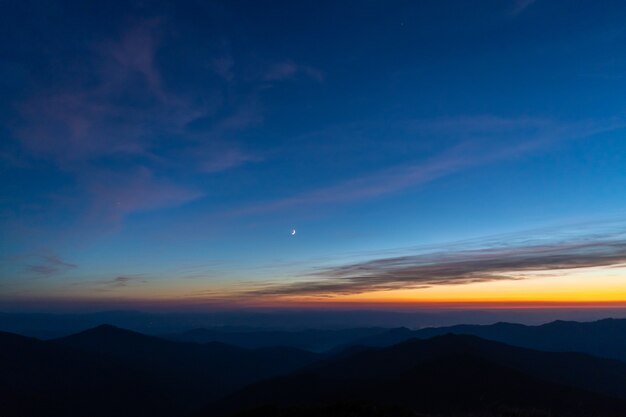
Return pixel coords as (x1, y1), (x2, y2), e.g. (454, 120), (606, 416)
(0, 330), (177, 417)
(7, 323), (626, 417)
(2, 309), (530, 338)
(1, 325), (321, 417)
(53, 324), (320, 405)
(206, 334), (626, 417)
(229, 402), (419, 417)
(165, 327), (386, 351)
(355, 318), (626, 361)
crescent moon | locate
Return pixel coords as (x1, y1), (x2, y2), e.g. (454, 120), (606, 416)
(291, 229), (296, 235)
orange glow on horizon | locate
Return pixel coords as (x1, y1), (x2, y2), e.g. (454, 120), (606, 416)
(9, 265), (626, 310)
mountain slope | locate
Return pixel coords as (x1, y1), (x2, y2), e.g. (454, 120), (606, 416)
(0, 331), (176, 417)
(54, 324), (320, 404)
(206, 334), (626, 417)
(166, 327), (386, 351)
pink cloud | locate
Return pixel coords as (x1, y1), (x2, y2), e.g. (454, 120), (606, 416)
(264, 60), (323, 82)
(212, 56), (235, 82)
(15, 21), (166, 165)
(85, 167), (203, 222)
(511, 0), (538, 15)
(18, 91), (144, 164)
(101, 18), (165, 98)
(16, 19), (264, 175)
(265, 61), (298, 80)
(201, 148), (263, 173)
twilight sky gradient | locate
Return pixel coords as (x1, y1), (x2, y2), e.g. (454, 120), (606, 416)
(2, 0), (626, 311)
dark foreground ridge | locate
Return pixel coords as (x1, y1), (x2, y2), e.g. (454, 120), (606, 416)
(204, 333), (626, 417)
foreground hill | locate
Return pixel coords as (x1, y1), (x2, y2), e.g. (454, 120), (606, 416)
(0, 331), (176, 417)
(206, 334), (626, 417)
(1, 325), (321, 417)
(356, 318), (626, 361)
(53, 324), (320, 405)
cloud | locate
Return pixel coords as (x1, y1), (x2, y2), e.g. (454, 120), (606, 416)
(16, 19), (172, 165)
(264, 60), (323, 82)
(232, 147), (469, 216)
(90, 275), (147, 292)
(511, 0), (538, 15)
(103, 18), (164, 98)
(249, 226), (626, 298)
(85, 167), (203, 222)
(15, 19), (263, 172)
(201, 148), (263, 173)
(11, 19), (267, 229)
(26, 253), (77, 277)
(212, 56), (235, 82)
(109, 276), (133, 287)
(231, 116), (621, 216)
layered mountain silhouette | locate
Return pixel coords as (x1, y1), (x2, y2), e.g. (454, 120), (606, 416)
(53, 324), (320, 406)
(162, 318), (626, 361)
(5, 321), (626, 417)
(165, 327), (386, 351)
(0, 325), (321, 417)
(207, 334), (626, 417)
(352, 318), (626, 362)
(0, 330), (176, 417)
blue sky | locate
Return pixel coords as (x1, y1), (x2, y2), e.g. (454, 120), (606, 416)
(2, 0), (626, 309)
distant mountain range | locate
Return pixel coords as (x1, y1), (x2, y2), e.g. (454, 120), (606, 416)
(348, 318), (626, 362)
(164, 327), (386, 351)
(0, 310), (503, 338)
(4, 319), (626, 416)
(164, 318), (626, 361)
(4, 309), (625, 339)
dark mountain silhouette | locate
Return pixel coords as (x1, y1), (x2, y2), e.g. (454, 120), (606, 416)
(228, 402), (567, 417)
(53, 324), (320, 405)
(0, 330), (177, 417)
(353, 318), (626, 361)
(7, 322), (626, 417)
(206, 334), (626, 417)
(165, 327), (386, 351)
(2, 309), (516, 339)
(229, 402), (420, 417)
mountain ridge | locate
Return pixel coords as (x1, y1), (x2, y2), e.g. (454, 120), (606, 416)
(206, 333), (626, 417)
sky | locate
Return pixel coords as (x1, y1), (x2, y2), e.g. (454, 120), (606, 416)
(2, 0), (626, 313)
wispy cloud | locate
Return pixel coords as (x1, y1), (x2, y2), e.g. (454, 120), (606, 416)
(511, 0), (538, 15)
(88, 275), (147, 292)
(108, 276), (135, 287)
(103, 18), (165, 99)
(232, 116), (622, 216)
(11, 19), (271, 228)
(211, 56), (235, 82)
(13, 18), (270, 174)
(17, 19), (176, 165)
(84, 166), (203, 222)
(25, 253), (77, 277)
(264, 60), (324, 83)
(200, 148), (264, 173)
(248, 225), (626, 298)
